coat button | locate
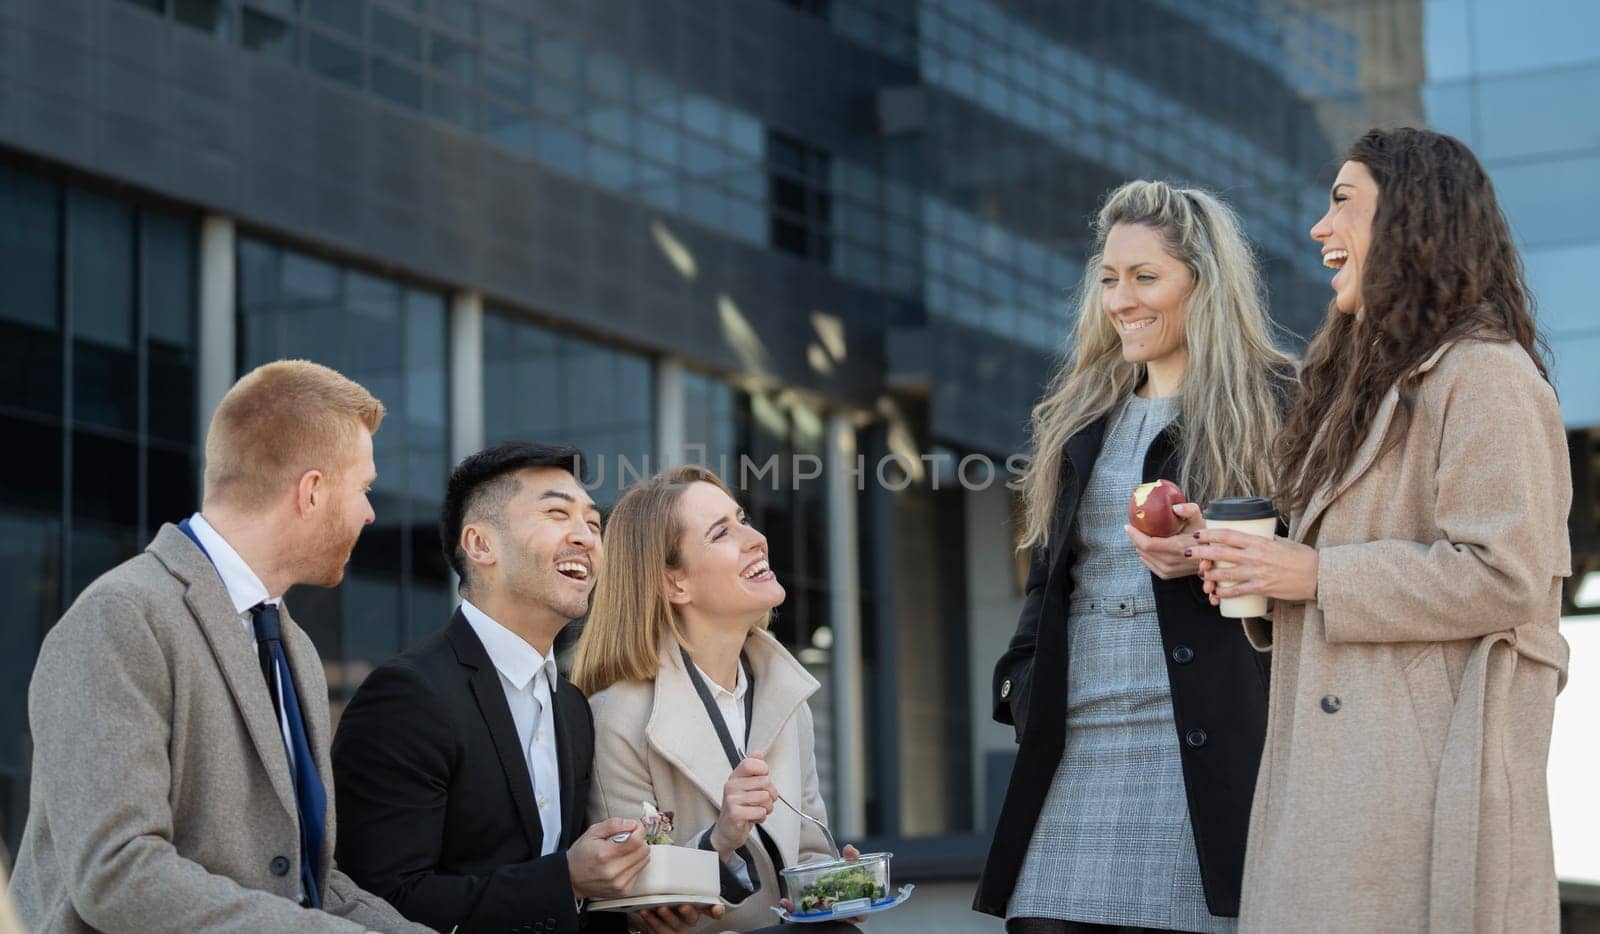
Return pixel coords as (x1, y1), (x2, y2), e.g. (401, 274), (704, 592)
(1171, 645), (1194, 664)
(1000, 678), (1011, 700)
(1185, 729), (1208, 748)
(1321, 695), (1342, 713)
(269, 856), (290, 876)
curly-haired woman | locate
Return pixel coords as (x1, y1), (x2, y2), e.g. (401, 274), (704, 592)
(1191, 128), (1572, 932)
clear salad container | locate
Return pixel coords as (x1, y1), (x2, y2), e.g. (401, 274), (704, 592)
(779, 852), (895, 917)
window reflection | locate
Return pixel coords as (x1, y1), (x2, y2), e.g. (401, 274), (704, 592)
(1475, 63), (1600, 162)
(481, 310), (654, 509)
(0, 162), (199, 853)
(238, 237), (451, 702)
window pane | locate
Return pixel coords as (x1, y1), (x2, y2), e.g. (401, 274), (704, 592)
(69, 430), (140, 595)
(429, 0), (476, 37)
(306, 31), (363, 87)
(481, 7), (532, 59)
(372, 58), (423, 110)
(241, 9), (297, 61)
(372, 8), (422, 61)
(533, 77), (581, 120)
(1492, 154), (1600, 249)
(480, 53), (531, 103)
(535, 34), (581, 82)
(68, 190), (137, 433)
(174, 0), (229, 37)
(1470, 0), (1600, 75)
(482, 311), (654, 508)
(0, 165), (62, 419)
(1476, 63), (1600, 162)
(0, 415), (63, 810)
(142, 211), (198, 446)
(307, 0), (363, 37)
(584, 50), (628, 100)
(429, 32), (475, 83)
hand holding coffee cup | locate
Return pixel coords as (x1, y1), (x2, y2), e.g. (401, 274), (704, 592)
(1190, 498), (1320, 614)
(1197, 498), (1279, 618)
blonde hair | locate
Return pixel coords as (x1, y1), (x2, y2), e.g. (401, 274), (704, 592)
(572, 465), (767, 696)
(1019, 180), (1297, 549)
(203, 360), (386, 511)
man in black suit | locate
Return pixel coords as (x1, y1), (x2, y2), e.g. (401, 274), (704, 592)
(333, 442), (714, 933)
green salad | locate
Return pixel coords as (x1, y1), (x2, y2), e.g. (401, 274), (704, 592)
(796, 865), (887, 913)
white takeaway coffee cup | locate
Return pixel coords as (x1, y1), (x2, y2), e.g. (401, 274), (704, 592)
(1202, 497), (1279, 619)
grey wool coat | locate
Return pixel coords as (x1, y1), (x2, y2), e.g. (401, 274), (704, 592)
(8, 524), (432, 934)
(1239, 338), (1572, 934)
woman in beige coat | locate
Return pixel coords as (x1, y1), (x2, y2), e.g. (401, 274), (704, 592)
(1190, 127), (1572, 933)
(573, 465), (860, 933)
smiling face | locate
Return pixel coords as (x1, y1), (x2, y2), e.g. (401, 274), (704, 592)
(1311, 160), (1378, 315)
(1100, 222), (1194, 369)
(668, 481), (785, 625)
(477, 466), (604, 622)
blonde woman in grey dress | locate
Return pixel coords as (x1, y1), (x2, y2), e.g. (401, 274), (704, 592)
(974, 181), (1297, 933)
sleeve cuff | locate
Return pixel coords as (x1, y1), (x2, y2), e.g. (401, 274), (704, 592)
(694, 828), (756, 897)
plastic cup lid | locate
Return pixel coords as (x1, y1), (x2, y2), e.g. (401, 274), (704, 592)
(1202, 496), (1277, 520)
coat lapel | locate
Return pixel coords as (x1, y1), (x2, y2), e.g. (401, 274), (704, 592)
(645, 639), (739, 809)
(445, 613), (544, 852)
(550, 681), (581, 849)
(644, 632), (821, 812)
(146, 524), (298, 823)
(1050, 415), (1107, 579)
(1293, 342), (1457, 543)
(742, 630), (820, 760)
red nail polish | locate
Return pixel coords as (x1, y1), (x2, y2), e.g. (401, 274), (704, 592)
(1192, 531), (1201, 539)
(1184, 549), (1193, 557)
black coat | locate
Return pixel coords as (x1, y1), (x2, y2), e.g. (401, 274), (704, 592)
(333, 611), (620, 934)
(973, 416), (1270, 920)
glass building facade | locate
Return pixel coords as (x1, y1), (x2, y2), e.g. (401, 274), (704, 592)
(1, 0), (1595, 915)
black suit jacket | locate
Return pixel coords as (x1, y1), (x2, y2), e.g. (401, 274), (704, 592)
(972, 418), (1272, 920)
(333, 610), (612, 934)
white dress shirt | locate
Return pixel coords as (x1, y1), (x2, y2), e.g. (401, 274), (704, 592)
(694, 660), (748, 753)
(185, 512), (303, 902)
(690, 659), (753, 888)
(461, 599), (563, 856)
(186, 513), (296, 771)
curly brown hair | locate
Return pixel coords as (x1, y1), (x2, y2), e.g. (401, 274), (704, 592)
(1274, 127), (1551, 513)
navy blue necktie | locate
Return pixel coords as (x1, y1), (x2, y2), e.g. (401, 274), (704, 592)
(251, 603), (326, 909)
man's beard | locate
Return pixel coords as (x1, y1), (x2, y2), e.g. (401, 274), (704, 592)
(303, 506), (362, 588)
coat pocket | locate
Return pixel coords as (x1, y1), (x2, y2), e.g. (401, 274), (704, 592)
(1401, 643), (1454, 774)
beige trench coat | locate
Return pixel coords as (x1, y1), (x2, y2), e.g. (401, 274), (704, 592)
(1239, 338), (1572, 933)
(587, 629), (835, 932)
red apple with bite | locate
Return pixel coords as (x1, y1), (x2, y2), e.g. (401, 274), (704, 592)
(1128, 479), (1187, 537)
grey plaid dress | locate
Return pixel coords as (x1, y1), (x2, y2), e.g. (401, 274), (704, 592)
(1008, 394), (1234, 933)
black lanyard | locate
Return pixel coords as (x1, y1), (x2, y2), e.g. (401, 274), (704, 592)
(680, 646), (756, 770)
(680, 646), (785, 876)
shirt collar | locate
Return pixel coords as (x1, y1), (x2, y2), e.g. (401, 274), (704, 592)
(188, 512), (276, 616)
(692, 658), (747, 703)
(460, 599), (558, 692)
